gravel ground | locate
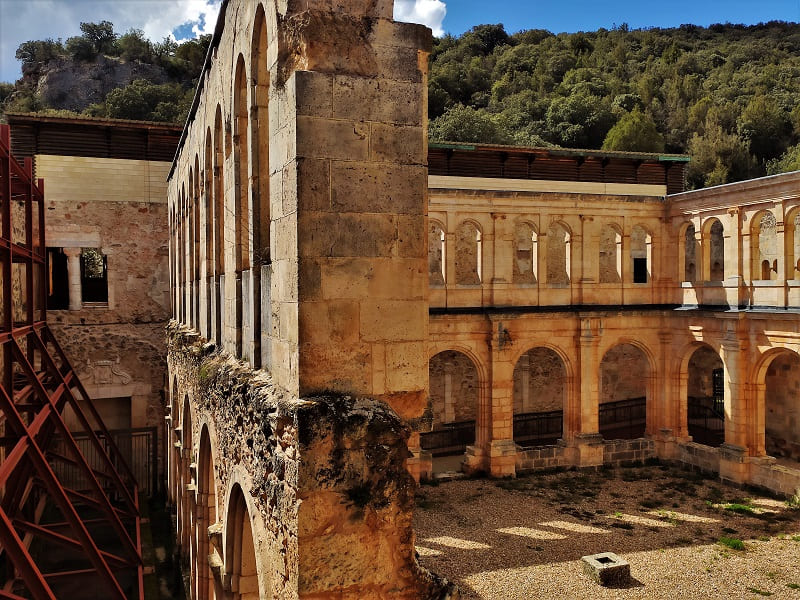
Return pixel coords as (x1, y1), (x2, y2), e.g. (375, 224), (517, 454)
(414, 463), (800, 599)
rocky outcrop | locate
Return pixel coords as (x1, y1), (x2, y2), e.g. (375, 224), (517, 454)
(28, 56), (169, 112)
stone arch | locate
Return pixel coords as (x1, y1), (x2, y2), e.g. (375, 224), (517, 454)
(751, 210), (778, 281)
(180, 394), (195, 575)
(169, 377), (180, 505)
(224, 484), (260, 599)
(193, 154), (202, 327)
(599, 342), (652, 440)
(428, 350), (479, 427)
(233, 54), (250, 274)
(204, 128), (214, 336)
(455, 220), (482, 285)
(513, 220), (538, 284)
(428, 220), (446, 286)
(599, 223), (622, 283)
(702, 217), (724, 281)
(753, 348), (800, 461)
(213, 106), (225, 346)
(250, 3), (270, 266)
(683, 343), (725, 447)
(512, 346), (565, 446)
(546, 221), (571, 285)
(197, 424), (220, 600)
(631, 224), (652, 284)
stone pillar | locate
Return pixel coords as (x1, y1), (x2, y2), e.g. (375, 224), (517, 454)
(565, 317), (604, 467)
(719, 326), (751, 484)
(63, 248), (82, 310)
(488, 316), (517, 478)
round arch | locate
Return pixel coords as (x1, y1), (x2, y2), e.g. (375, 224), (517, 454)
(598, 341), (653, 440)
(511, 345), (567, 446)
(680, 342), (725, 447)
(785, 206), (800, 279)
(751, 346), (800, 461)
(224, 483), (261, 599)
(197, 424), (220, 600)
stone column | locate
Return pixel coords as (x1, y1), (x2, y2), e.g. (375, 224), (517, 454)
(719, 326), (751, 485)
(565, 317), (604, 467)
(63, 248), (82, 311)
(487, 316), (517, 478)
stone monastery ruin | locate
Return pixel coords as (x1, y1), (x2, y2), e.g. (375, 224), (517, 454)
(2, 0), (800, 598)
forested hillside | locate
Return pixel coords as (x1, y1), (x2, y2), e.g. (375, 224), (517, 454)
(429, 22), (800, 188)
(4, 20), (800, 188)
(0, 21), (208, 124)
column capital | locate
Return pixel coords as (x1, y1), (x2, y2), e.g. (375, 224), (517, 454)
(62, 247), (82, 258)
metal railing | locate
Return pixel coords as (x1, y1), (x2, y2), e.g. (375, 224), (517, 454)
(599, 397), (647, 440)
(688, 399), (725, 447)
(513, 410), (562, 447)
(50, 427), (158, 497)
(420, 420), (476, 457)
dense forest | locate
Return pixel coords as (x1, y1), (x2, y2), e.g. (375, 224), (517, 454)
(3, 20), (800, 188)
(428, 21), (800, 188)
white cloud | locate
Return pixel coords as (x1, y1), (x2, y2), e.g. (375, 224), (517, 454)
(394, 0), (447, 37)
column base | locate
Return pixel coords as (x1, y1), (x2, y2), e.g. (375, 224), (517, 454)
(652, 428), (690, 461)
(463, 445), (488, 475)
(719, 443), (749, 485)
(564, 433), (605, 468)
(407, 449), (433, 483)
(489, 439), (518, 478)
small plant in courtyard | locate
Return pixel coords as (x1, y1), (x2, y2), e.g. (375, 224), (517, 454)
(787, 583), (800, 590)
(719, 536), (745, 551)
(747, 587), (772, 596)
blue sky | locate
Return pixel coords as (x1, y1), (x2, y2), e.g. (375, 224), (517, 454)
(438, 0), (800, 36)
(1, 0), (799, 82)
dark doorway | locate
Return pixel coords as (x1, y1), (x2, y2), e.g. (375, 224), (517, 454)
(46, 247), (69, 309)
(633, 257), (648, 283)
(80, 248), (108, 303)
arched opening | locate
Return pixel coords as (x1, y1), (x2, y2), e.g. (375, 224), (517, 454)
(169, 379), (180, 506)
(599, 224), (621, 283)
(180, 397), (195, 576)
(198, 427), (219, 600)
(631, 225), (651, 284)
(225, 485), (260, 599)
(194, 155), (202, 328)
(204, 130), (214, 337)
(233, 56), (249, 357)
(752, 211), (777, 281)
(423, 351), (479, 467)
(793, 212), (800, 277)
(428, 221), (445, 286)
(546, 222), (570, 285)
(684, 223), (697, 282)
(705, 218), (724, 282)
(687, 345), (725, 447)
(513, 221), (538, 284)
(512, 347), (564, 446)
(763, 350), (800, 463)
(455, 221), (481, 284)
(213, 106), (225, 346)
(599, 344), (649, 440)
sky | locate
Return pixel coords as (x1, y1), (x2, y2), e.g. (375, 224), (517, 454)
(1, 0), (799, 82)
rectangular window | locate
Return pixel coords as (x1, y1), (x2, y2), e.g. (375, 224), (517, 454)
(80, 248), (108, 303)
(633, 257), (648, 284)
(46, 247), (69, 310)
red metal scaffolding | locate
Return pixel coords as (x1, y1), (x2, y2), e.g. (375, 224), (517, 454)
(0, 124), (143, 599)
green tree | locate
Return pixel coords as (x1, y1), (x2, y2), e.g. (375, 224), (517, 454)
(602, 109), (665, 152)
(15, 39), (65, 70)
(117, 29), (152, 62)
(65, 36), (97, 61)
(737, 94), (792, 161)
(79, 21), (117, 55)
(429, 104), (510, 144)
(687, 123), (756, 189)
(767, 144), (800, 175)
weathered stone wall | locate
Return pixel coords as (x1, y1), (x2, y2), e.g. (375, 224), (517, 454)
(765, 352), (800, 460)
(599, 344), (648, 404)
(512, 347), (565, 414)
(429, 350), (478, 426)
(168, 325), (452, 599)
(37, 153), (170, 486)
